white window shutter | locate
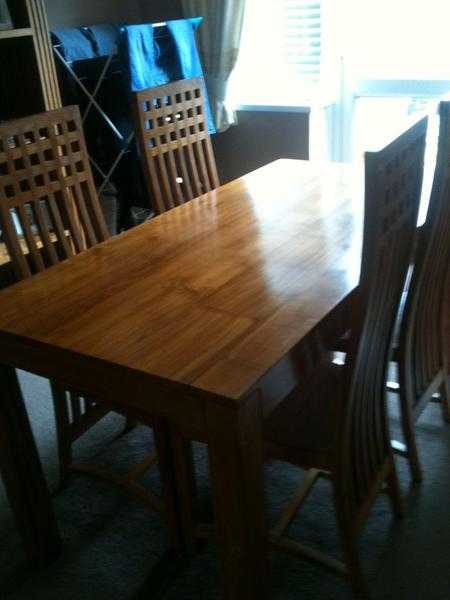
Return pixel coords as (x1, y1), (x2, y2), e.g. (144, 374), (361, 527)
(228, 0), (326, 106)
(284, 1), (322, 85)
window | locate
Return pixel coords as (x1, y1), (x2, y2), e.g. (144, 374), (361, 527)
(228, 0), (337, 107)
(345, 0), (450, 81)
(284, 0), (322, 87)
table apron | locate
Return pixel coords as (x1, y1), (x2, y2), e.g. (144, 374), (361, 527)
(0, 334), (208, 440)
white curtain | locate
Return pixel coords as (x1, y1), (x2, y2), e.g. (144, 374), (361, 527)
(181, 0), (246, 132)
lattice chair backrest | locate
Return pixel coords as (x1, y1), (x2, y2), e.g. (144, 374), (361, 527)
(400, 101), (450, 406)
(133, 78), (220, 214)
(0, 106), (109, 281)
(339, 116), (428, 513)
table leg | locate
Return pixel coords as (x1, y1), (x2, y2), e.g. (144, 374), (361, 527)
(152, 417), (186, 549)
(206, 390), (269, 600)
(169, 432), (198, 553)
(0, 364), (61, 566)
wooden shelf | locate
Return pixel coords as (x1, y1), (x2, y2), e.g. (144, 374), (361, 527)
(0, 0), (60, 121)
(0, 28), (33, 41)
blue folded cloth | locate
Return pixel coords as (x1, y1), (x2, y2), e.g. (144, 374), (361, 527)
(167, 18), (215, 134)
(122, 18), (215, 134)
(88, 24), (120, 57)
(166, 19), (203, 82)
(52, 27), (95, 62)
(123, 24), (170, 91)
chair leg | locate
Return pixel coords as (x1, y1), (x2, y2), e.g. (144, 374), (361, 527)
(439, 377), (450, 424)
(337, 520), (369, 599)
(50, 381), (72, 490)
(398, 387), (423, 483)
(401, 419), (422, 483)
(334, 487), (369, 600)
(385, 459), (404, 519)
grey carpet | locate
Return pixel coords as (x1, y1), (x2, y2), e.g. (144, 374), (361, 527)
(1, 371), (449, 599)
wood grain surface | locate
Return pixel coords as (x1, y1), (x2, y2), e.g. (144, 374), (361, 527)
(0, 159), (362, 402)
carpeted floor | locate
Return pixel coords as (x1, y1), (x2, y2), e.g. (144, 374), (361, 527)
(1, 371), (449, 599)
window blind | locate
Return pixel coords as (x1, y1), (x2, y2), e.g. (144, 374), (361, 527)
(228, 0), (325, 106)
(284, 1), (322, 85)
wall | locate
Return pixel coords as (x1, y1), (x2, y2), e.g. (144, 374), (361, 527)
(213, 110), (309, 183)
(44, 0), (141, 26)
(44, 0), (183, 28)
(138, 0), (182, 21)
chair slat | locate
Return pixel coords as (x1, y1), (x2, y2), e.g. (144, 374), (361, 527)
(46, 120), (85, 253)
(0, 203), (31, 279)
(16, 204), (45, 272)
(160, 99), (184, 206)
(46, 194), (74, 260)
(204, 137), (220, 190)
(31, 200), (59, 266)
(172, 109), (194, 200)
(16, 130), (58, 268)
(84, 177), (109, 242)
(62, 120), (98, 248)
(156, 150), (175, 211)
(190, 93), (211, 193)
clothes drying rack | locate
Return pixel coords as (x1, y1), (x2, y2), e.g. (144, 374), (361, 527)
(52, 22), (167, 196)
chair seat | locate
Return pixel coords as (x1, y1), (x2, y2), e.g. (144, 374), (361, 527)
(0, 233), (71, 267)
(0, 242), (8, 267)
(264, 360), (343, 470)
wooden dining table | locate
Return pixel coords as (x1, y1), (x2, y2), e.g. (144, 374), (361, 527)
(0, 159), (362, 598)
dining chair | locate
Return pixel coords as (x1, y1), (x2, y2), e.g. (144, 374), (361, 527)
(0, 106), (162, 513)
(264, 116), (428, 597)
(166, 117), (428, 596)
(133, 77), (220, 214)
(387, 101), (450, 481)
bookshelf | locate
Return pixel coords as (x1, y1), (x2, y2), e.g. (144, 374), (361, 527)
(0, 27), (33, 39)
(0, 0), (61, 121)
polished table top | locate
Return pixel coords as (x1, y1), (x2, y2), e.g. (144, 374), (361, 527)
(0, 159), (362, 402)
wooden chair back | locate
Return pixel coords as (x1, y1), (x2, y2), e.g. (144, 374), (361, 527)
(400, 101), (450, 409)
(0, 106), (109, 281)
(133, 77), (219, 214)
(339, 116), (428, 514)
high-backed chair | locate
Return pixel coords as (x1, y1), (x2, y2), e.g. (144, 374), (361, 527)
(133, 77), (219, 214)
(264, 116), (428, 597)
(388, 101), (450, 481)
(0, 107), (109, 277)
(0, 107), (161, 512)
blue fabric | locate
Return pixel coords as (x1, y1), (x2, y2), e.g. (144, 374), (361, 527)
(166, 19), (202, 82)
(52, 27), (95, 62)
(166, 19), (215, 134)
(123, 18), (215, 134)
(88, 24), (120, 57)
(123, 24), (173, 91)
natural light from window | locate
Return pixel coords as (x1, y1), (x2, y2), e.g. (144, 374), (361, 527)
(345, 0), (450, 81)
(228, 0), (338, 108)
(228, 0), (450, 109)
